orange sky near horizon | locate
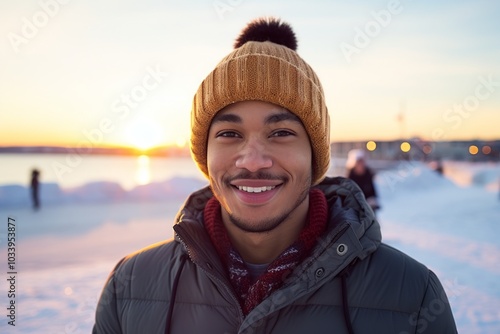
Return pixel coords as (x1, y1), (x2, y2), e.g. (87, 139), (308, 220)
(1, 1), (499, 149)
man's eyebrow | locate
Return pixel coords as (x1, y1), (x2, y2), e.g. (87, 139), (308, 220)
(265, 112), (302, 125)
(211, 113), (242, 124)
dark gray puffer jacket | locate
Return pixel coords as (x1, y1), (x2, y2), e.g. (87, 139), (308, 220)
(93, 177), (457, 333)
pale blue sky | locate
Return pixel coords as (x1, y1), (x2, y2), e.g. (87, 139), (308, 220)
(1, 0), (499, 148)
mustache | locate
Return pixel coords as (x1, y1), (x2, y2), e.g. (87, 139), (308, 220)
(225, 171), (287, 183)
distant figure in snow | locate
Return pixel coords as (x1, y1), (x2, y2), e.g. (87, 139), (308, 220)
(433, 158), (444, 176)
(30, 169), (40, 210)
(346, 149), (380, 212)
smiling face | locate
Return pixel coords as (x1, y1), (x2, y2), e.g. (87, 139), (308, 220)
(207, 100), (313, 233)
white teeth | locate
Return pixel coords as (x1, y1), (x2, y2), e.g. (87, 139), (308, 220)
(238, 186), (275, 193)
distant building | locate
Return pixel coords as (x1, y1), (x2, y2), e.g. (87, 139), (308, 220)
(330, 139), (500, 162)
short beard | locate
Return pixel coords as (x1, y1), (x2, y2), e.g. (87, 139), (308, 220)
(227, 178), (311, 233)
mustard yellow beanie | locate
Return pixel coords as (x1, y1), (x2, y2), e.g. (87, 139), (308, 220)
(191, 17), (330, 185)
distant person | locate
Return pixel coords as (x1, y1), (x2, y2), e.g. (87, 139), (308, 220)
(434, 158), (444, 176)
(30, 168), (40, 210)
(346, 149), (380, 212)
(93, 17), (456, 333)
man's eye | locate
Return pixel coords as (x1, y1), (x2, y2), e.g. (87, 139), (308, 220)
(271, 130), (294, 137)
(216, 131), (240, 138)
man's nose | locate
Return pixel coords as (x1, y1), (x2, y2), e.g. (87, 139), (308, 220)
(235, 139), (273, 172)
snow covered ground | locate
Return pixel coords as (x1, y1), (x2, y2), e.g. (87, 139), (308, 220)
(0, 161), (499, 333)
(377, 160), (500, 333)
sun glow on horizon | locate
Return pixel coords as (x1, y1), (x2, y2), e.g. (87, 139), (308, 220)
(123, 117), (166, 151)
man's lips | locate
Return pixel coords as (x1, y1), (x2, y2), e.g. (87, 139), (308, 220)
(230, 179), (283, 192)
(230, 179), (283, 203)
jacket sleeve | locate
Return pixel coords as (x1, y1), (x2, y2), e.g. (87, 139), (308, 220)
(92, 259), (126, 334)
(417, 270), (458, 334)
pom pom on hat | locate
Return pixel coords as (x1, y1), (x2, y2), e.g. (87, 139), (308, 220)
(234, 17), (297, 51)
(191, 17), (330, 185)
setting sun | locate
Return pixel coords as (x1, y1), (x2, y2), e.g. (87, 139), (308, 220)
(123, 117), (165, 150)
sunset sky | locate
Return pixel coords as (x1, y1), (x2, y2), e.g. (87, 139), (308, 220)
(1, 0), (499, 149)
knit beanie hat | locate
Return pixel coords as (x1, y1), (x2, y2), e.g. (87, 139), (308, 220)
(191, 17), (330, 185)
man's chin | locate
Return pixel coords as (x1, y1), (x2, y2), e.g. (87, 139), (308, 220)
(228, 213), (289, 234)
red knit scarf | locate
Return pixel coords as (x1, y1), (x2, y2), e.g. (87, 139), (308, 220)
(203, 188), (328, 315)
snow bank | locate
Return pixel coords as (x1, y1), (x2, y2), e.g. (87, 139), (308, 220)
(128, 177), (207, 201)
(374, 161), (455, 202)
(0, 176), (208, 208)
(443, 161), (500, 190)
(375, 160), (500, 199)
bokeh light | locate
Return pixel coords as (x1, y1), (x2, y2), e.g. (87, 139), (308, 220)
(469, 145), (479, 155)
(400, 142), (411, 153)
(366, 140), (377, 151)
(482, 146), (491, 154)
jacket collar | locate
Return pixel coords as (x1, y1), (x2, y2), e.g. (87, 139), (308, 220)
(315, 176), (381, 261)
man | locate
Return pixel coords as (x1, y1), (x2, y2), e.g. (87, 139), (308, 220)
(93, 17), (457, 333)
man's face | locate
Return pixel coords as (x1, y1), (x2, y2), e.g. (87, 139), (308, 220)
(207, 100), (313, 233)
